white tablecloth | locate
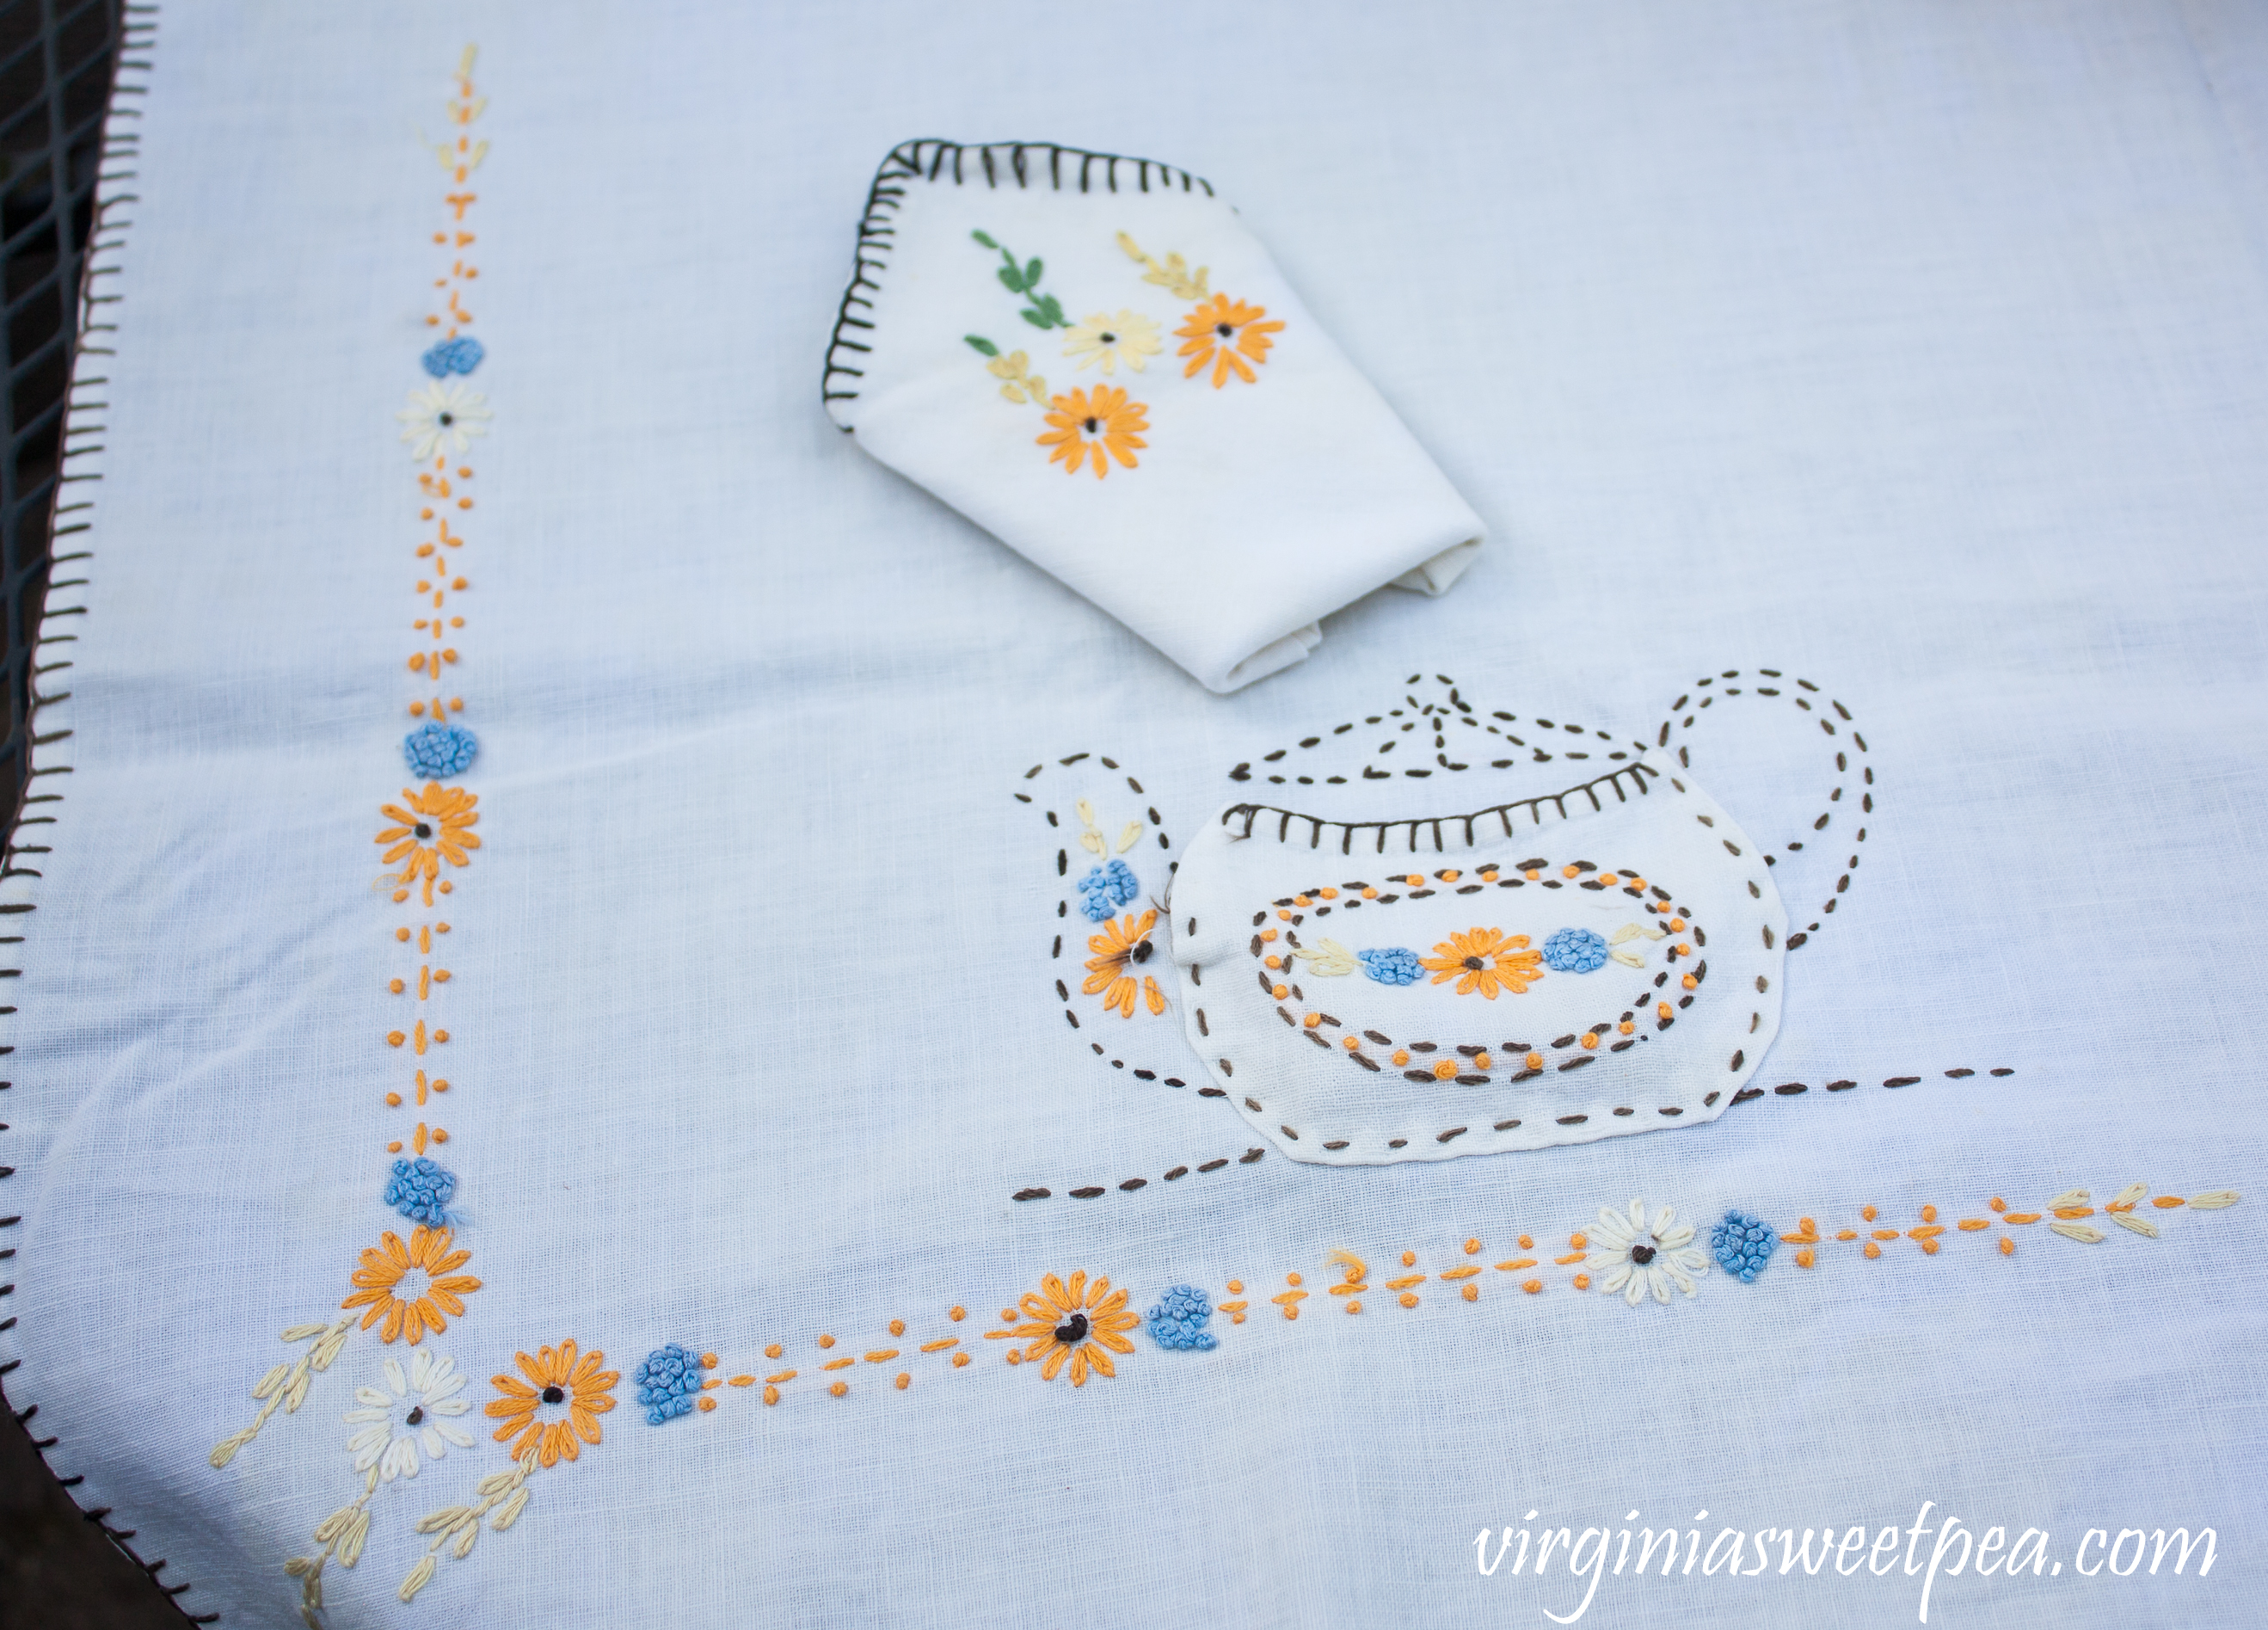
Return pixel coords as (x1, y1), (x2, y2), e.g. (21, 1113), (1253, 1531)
(5, 3), (2263, 1625)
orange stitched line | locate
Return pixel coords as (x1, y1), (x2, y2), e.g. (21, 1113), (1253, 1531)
(821, 1357), (853, 1372)
(1494, 1258), (1537, 1271)
(919, 1338), (958, 1352)
(1553, 1252), (1587, 1265)
(1438, 1266), (1480, 1281)
(1383, 1275), (1425, 1290)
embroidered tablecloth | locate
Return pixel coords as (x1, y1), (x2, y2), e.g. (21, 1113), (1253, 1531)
(7, 3), (2265, 1626)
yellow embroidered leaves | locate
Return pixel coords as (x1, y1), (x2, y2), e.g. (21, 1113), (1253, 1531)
(1084, 908), (1166, 1018)
(208, 1317), (355, 1467)
(1418, 928), (1545, 999)
(483, 1339), (619, 1467)
(1291, 937), (1358, 977)
(1039, 384), (1149, 478)
(1073, 797), (1142, 858)
(1175, 292), (1285, 388)
(400, 1449), (538, 1602)
(1777, 1185), (2243, 1267)
(1117, 231), (1209, 300)
(983, 348), (1049, 405)
(1004, 1272), (1139, 1386)
(341, 1225), (481, 1344)
(377, 782), (480, 907)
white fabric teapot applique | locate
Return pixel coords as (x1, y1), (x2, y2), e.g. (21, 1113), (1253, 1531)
(1020, 670), (1847, 1171)
(1166, 758), (1786, 1163)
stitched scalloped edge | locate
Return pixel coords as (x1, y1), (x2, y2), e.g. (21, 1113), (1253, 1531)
(0, 9), (219, 1622)
(820, 138), (1214, 429)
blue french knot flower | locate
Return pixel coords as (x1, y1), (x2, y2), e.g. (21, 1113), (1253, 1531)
(1146, 1285), (1217, 1351)
(383, 1157), (456, 1226)
(1541, 926), (1609, 973)
(403, 721), (478, 779)
(1710, 1210), (1778, 1282)
(1356, 947), (1422, 986)
(634, 1344), (708, 1424)
(1076, 858), (1140, 922)
(420, 335), (486, 378)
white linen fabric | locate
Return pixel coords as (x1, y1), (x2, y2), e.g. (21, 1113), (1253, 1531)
(1166, 760), (1786, 1162)
(822, 141), (1484, 692)
(4, 3), (2267, 1629)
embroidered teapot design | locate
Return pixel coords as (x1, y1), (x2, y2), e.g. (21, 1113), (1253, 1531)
(1018, 670), (1873, 1168)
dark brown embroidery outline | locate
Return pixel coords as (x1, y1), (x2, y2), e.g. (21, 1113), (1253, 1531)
(1194, 761), (1774, 1148)
(1654, 668), (1869, 950)
(1006, 670), (1921, 1202)
(1232, 856), (1706, 1090)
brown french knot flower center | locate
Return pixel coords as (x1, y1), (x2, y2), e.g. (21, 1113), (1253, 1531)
(1131, 940), (1153, 965)
(1215, 323), (1234, 339)
(414, 821), (433, 840)
(1462, 955), (1485, 972)
(437, 412), (454, 427)
(540, 1385), (565, 1405)
(1630, 1244), (1656, 1265)
(1053, 1312), (1091, 1345)
(405, 1405), (425, 1426)
(1098, 331), (1117, 345)
(1082, 416), (1100, 434)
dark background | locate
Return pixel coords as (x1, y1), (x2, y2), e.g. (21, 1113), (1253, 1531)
(0, 1), (198, 1623)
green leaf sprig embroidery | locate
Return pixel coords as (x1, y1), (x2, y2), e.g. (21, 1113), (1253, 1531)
(973, 231), (1072, 329)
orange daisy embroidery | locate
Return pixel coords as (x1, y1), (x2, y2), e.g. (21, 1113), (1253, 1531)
(341, 1225), (481, 1344)
(483, 1340), (618, 1467)
(1037, 384), (1148, 478)
(1007, 1271), (1140, 1385)
(1175, 293), (1285, 387)
(377, 782), (480, 906)
(1083, 907), (1166, 1018)
(1418, 928), (1545, 999)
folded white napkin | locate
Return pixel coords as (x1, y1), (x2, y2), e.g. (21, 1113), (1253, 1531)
(823, 140), (1485, 692)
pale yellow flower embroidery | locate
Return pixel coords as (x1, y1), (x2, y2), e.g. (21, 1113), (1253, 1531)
(1062, 310), (1162, 375)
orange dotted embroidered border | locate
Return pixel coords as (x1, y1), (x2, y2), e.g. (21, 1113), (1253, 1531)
(683, 1180), (2240, 1406)
(381, 57), (485, 1159)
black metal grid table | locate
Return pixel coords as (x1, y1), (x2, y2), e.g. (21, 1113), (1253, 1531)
(0, 1), (193, 1623)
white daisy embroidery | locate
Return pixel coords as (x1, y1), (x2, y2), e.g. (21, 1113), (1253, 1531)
(1586, 1198), (1710, 1306)
(1062, 310), (1163, 376)
(396, 380), (491, 459)
(344, 1350), (474, 1480)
